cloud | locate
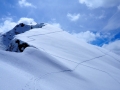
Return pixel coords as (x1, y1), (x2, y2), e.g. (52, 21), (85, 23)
(102, 40), (120, 55)
(72, 31), (100, 43)
(67, 13), (80, 21)
(18, 17), (37, 25)
(118, 5), (120, 10)
(0, 17), (36, 33)
(103, 11), (120, 31)
(50, 23), (61, 28)
(18, 0), (36, 8)
(0, 18), (16, 33)
(79, 0), (120, 9)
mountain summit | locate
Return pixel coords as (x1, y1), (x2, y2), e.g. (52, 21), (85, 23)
(0, 23), (120, 90)
(0, 23), (45, 51)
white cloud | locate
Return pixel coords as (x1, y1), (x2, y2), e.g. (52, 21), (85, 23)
(0, 17), (36, 33)
(0, 18), (16, 33)
(50, 23), (61, 28)
(79, 0), (120, 9)
(118, 5), (120, 10)
(103, 11), (120, 31)
(18, 17), (37, 25)
(67, 13), (80, 21)
(19, 0), (36, 8)
(102, 40), (120, 55)
(72, 31), (100, 43)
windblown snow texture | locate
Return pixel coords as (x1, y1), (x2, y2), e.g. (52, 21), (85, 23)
(0, 23), (120, 90)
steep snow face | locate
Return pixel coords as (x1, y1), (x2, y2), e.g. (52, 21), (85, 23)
(0, 23), (120, 90)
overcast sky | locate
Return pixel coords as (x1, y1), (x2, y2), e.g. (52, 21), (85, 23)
(0, 0), (120, 55)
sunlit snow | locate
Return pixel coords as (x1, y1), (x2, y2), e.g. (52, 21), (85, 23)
(0, 23), (120, 90)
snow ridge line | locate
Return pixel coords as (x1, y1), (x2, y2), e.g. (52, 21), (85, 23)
(46, 53), (79, 64)
(72, 54), (106, 70)
(26, 30), (63, 42)
(81, 64), (120, 84)
(33, 46), (79, 64)
(96, 47), (120, 63)
(106, 53), (120, 63)
(73, 48), (120, 84)
(4, 30), (63, 52)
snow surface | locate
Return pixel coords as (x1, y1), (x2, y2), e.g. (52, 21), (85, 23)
(0, 23), (120, 90)
(0, 23), (45, 49)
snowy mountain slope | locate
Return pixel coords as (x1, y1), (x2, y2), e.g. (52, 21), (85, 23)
(0, 23), (120, 90)
(0, 23), (45, 49)
(15, 24), (107, 63)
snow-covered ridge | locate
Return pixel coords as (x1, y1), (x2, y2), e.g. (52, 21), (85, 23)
(0, 23), (120, 90)
(0, 23), (45, 51)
